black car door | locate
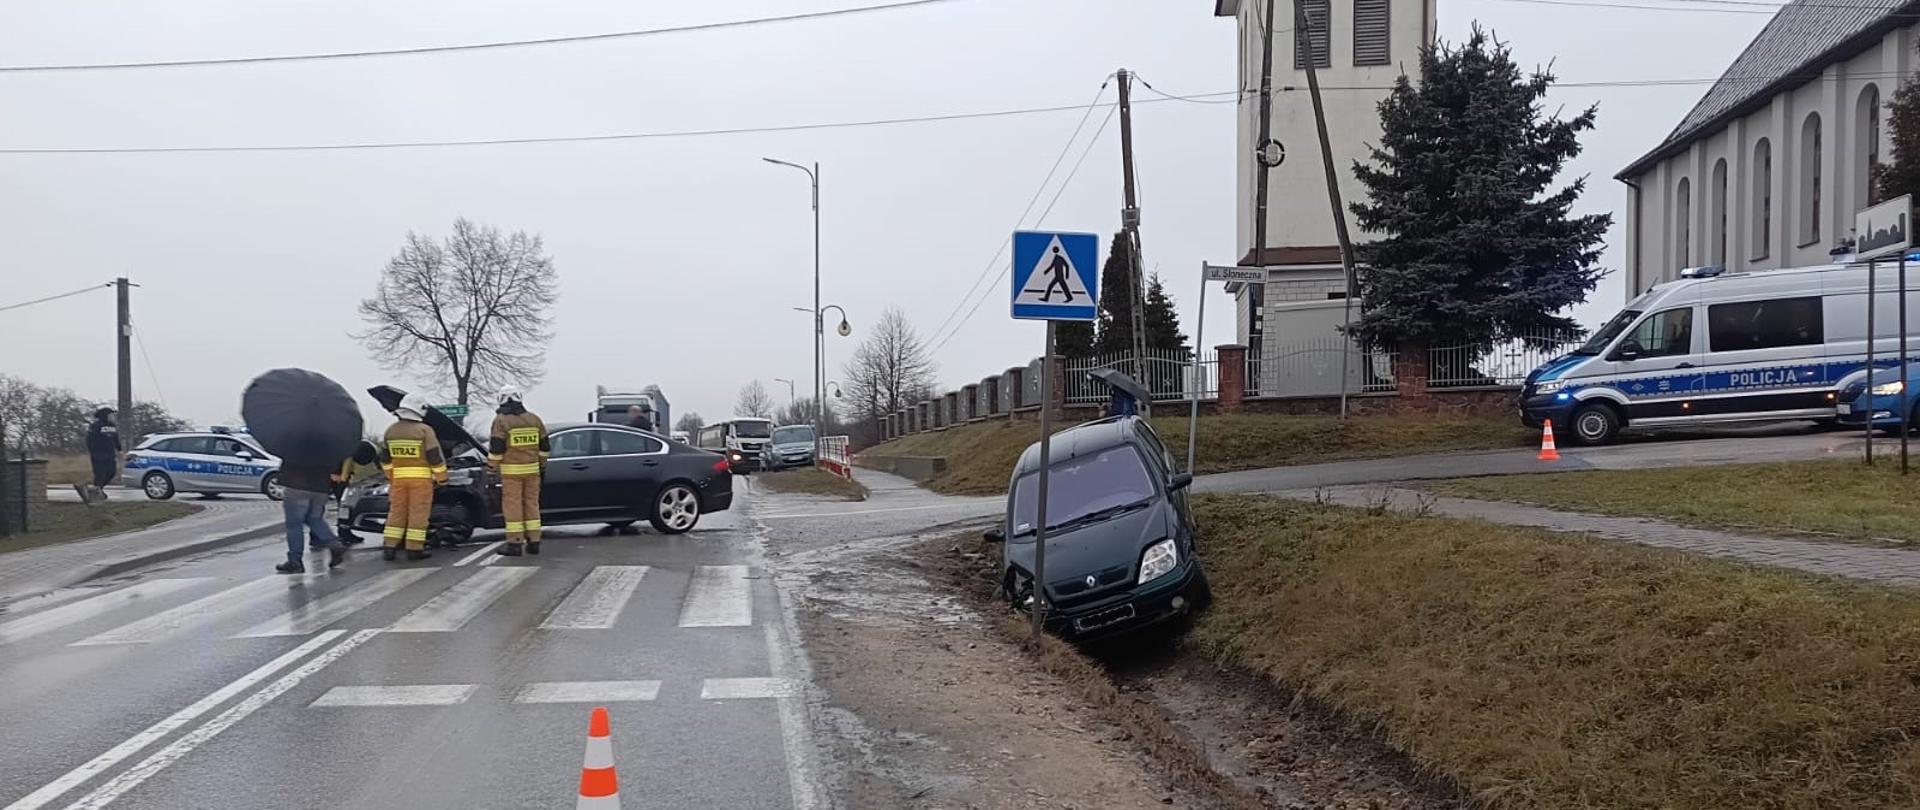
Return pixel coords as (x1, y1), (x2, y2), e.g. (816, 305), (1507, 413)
(538, 428), (600, 522)
(587, 429), (670, 518)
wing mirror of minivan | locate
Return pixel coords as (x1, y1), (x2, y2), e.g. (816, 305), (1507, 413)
(1609, 341), (1643, 362)
(1170, 473), (1194, 491)
(982, 527), (1006, 543)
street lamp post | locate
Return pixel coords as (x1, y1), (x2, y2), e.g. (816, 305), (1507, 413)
(772, 378), (797, 409)
(765, 157), (822, 460)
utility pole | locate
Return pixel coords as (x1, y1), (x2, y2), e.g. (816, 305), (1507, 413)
(1246, 0), (1279, 400)
(115, 277), (133, 468)
(1116, 68), (1149, 407)
(1292, 0), (1361, 418)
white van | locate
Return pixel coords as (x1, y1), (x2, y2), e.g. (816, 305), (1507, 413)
(1521, 260), (1917, 444)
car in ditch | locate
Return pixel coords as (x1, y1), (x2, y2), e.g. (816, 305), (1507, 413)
(983, 414), (1209, 641)
(342, 386), (734, 545)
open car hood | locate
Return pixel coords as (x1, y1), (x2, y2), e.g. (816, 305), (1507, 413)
(366, 385), (484, 459)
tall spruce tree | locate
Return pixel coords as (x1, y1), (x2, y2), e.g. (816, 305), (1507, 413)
(1142, 273), (1187, 353)
(1877, 78), (1920, 205)
(1349, 26), (1609, 356)
(1091, 231), (1139, 356)
(1055, 321), (1095, 359)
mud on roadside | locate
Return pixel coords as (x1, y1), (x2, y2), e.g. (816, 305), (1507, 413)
(779, 521), (1463, 809)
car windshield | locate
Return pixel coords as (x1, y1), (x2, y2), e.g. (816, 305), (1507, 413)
(735, 420), (772, 438)
(1010, 446), (1156, 537)
(1571, 309), (1641, 356)
(771, 426), (815, 444)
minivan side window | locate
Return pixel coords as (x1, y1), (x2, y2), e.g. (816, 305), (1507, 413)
(1708, 297), (1824, 352)
(1619, 308), (1694, 358)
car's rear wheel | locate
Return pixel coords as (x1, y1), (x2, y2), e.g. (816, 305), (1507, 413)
(142, 471), (175, 501)
(261, 472), (285, 501)
(649, 483), (701, 534)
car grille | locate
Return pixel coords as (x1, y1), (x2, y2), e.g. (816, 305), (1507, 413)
(1052, 564), (1131, 599)
(1841, 381), (1868, 401)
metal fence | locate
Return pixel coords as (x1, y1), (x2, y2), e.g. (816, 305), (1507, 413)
(1062, 349), (1215, 405)
(1248, 336), (1390, 398)
(1425, 333), (1582, 388)
(818, 435), (852, 479)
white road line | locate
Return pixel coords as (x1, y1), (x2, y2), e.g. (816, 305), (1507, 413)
(700, 677), (795, 700)
(539, 566), (649, 630)
(677, 565), (752, 628)
(764, 615), (825, 810)
(451, 542), (503, 567)
(232, 569), (434, 638)
(386, 567), (537, 633)
(513, 680), (661, 704)
(71, 576), (316, 646)
(310, 684), (476, 707)
(64, 629), (382, 810)
(0, 579), (210, 646)
(0, 630), (345, 810)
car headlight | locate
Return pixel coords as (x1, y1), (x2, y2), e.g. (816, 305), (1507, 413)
(447, 468), (476, 486)
(362, 483), (390, 498)
(1533, 380), (1564, 395)
(1872, 380), (1906, 396)
(1138, 538), (1179, 584)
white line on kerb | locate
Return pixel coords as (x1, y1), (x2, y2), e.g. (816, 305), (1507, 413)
(63, 629), (384, 810)
(451, 541), (503, 567)
(1, 631), (346, 810)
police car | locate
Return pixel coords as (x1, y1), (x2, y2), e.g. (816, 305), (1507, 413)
(123, 430), (283, 501)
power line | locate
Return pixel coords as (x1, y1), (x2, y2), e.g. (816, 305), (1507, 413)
(0, 0), (968, 73)
(923, 78), (1113, 348)
(928, 103), (1117, 356)
(0, 283), (111, 313)
(130, 325), (168, 412)
(1489, 0), (1920, 15)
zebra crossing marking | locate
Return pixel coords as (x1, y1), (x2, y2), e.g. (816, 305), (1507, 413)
(386, 567), (537, 633)
(677, 565), (752, 627)
(310, 684), (478, 707)
(540, 566), (649, 630)
(234, 569), (434, 638)
(0, 578), (209, 646)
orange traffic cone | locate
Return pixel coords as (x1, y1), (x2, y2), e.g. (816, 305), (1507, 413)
(1538, 419), (1561, 462)
(577, 707), (620, 809)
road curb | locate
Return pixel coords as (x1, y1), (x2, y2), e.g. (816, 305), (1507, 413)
(79, 522), (282, 586)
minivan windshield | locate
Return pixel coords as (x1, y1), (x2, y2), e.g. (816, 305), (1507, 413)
(734, 420), (772, 439)
(1572, 309), (1641, 356)
(771, 425), (815, 444)
(1010, 446), (1156, 537)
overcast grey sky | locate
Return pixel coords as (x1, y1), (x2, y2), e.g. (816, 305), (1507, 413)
(0, 0), (1771, 428)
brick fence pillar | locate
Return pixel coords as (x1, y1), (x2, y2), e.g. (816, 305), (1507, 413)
(962, 384), (979, 421)
(1004, 367), (1027, 409)
(1393, 342), (1432, 410)
(1216, 344), (1248, 413)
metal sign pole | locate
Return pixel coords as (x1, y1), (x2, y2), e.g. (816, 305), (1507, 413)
(1187, 264), (1206, 474)
(1889, 257), (1904, 474)
(1032, 322), (1054, 638)
(1868, 259), (1878, 465)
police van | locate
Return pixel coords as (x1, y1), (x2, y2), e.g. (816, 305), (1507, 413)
(1521, 258), (1917, 444)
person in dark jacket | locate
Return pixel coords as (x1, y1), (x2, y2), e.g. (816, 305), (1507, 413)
(626, 405), (655, 433)
(277, 461), (346, 574)
(84, 407), (121, 498)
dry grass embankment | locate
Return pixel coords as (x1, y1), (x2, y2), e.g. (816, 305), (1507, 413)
(0, 500), (201, 555)
(753, 467), (868, 501)
(1190, 493), (1920, 809)
(43, 454), (94, 486)
(860, 412), (1532, 496)
(1430, 459), (1920, 545)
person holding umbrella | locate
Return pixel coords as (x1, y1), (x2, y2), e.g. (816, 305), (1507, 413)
(488, 387), (549, 557)
(241, 369), (364, 574)
(379, 393), (447, 561)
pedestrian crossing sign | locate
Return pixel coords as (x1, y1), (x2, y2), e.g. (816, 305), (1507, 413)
(1010, 230), (1099, 321)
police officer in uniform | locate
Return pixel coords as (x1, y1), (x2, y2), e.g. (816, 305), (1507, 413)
(379, 394), (446, 561)
(85, 407), (121, 500)
(489, 388), (550, 557)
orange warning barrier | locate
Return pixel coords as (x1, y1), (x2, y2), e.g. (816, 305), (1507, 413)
(577, 706), (620, 809)
(1538, 419), (1561, 462)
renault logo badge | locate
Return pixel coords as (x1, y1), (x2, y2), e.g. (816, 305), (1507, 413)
(1085, 575), (1098, 588)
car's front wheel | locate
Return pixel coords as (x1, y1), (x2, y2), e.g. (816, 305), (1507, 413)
(429, 502), (476, 547)
(649, 483), (701, 534)
(1569, 402), (1620, 446)
(142, 471), (175, 501)
(260, 472), (285, 501)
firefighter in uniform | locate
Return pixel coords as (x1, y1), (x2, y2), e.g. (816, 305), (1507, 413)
(489, 388), (550, 557)
(379, 394), (446, 561)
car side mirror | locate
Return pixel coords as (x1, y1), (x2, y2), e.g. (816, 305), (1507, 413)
(235, 450), (256, 460)
(1610, 341), (1643, 362)
(982, 527), (1006, 543)
(1169, 473), (1193, 491)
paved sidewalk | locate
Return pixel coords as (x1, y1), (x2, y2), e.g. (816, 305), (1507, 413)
(1288, 486), (1920, 587)
(0, 497), (280, 604)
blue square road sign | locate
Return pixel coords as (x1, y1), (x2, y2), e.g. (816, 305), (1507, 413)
(1010, 230), (1099, 321)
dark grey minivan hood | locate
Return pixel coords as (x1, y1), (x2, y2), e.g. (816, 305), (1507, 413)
(1003, 498), (1177, 602)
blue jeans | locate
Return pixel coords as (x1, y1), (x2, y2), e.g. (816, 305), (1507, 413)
(283, 489), (342, 562)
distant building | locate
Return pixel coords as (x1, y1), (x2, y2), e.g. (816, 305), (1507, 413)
(1212, 0), (1435, 392)
(1618, 0), (1912, 294)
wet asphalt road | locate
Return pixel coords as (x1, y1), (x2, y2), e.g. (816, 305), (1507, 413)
(0, 488), (821, 810)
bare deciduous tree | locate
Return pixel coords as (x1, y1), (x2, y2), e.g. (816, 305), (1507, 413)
(843, 306), (936, 443)
(775, 396), (840, 433)
(674, 412), (706, 435)
(734, 381), (775, 419)
(357, 218), (558, 406)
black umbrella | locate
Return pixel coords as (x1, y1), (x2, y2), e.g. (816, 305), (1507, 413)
(241, 368), (364, 467)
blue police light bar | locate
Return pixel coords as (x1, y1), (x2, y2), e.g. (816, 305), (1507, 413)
(1678, 265), (1725, 278)
(1904, 249), (1920, 262)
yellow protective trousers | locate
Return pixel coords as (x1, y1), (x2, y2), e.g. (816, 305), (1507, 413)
(501, 474), (542, 544)
(383, 478), (434, 551)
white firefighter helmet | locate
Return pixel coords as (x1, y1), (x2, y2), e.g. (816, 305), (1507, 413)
(396, 393), (430, 422)
(497, 387), (524, 406)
